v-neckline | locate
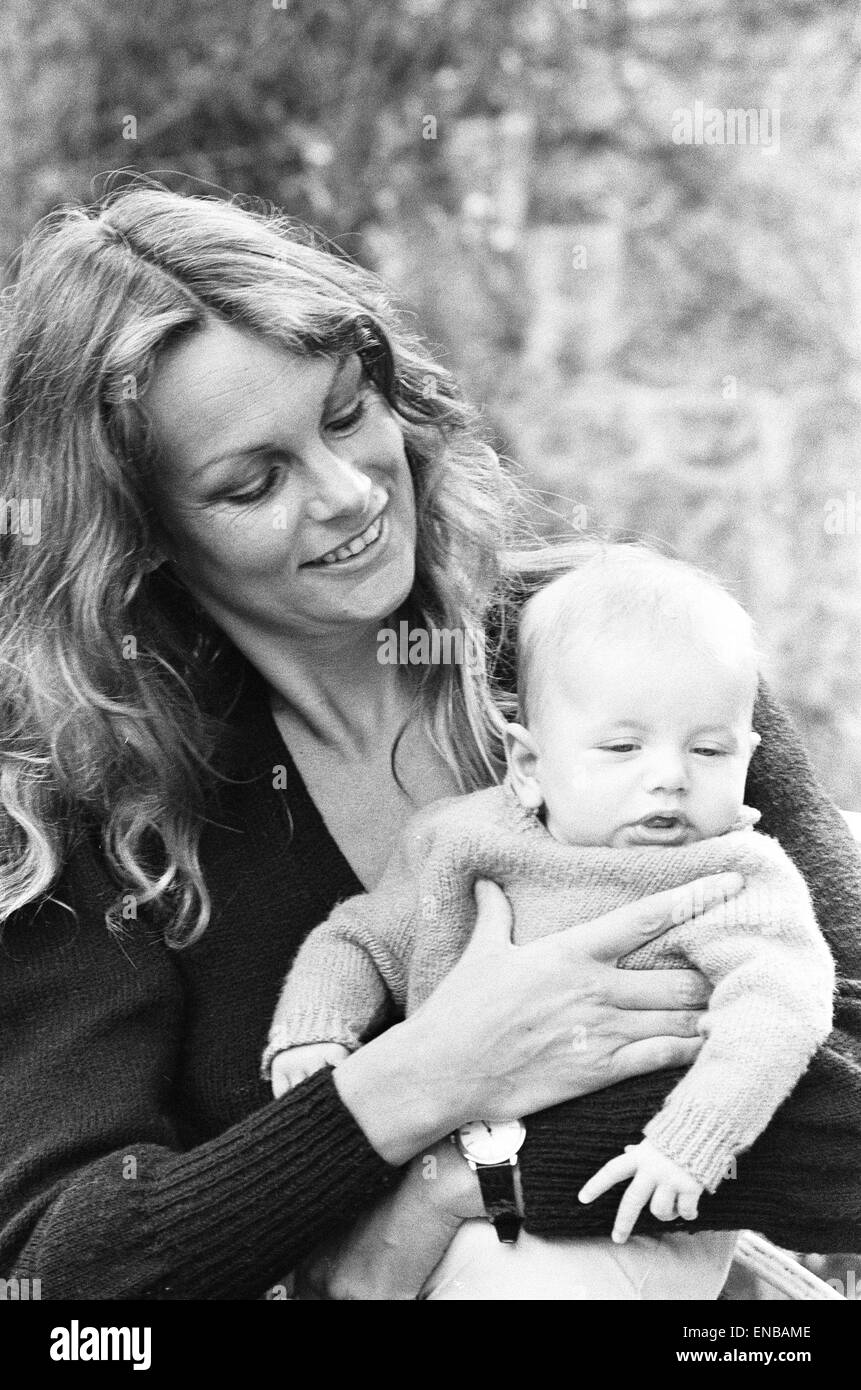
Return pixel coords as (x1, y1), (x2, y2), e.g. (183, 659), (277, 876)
(267, 696), (376, 893)
(230, 658), (368, 899)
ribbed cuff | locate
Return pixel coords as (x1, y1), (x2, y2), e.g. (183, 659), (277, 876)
(643, 1100), (739, 1193)
(261, 1019), (359, 1079)
(147, 1066), (400, 1298)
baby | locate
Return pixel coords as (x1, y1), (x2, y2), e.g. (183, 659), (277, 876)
(263, 544), (835, 1300)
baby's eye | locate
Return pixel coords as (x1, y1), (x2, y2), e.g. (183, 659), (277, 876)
(692, 747), (727, 757)
(601, 743), (640, 754)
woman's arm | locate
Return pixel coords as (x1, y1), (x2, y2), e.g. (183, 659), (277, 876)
(0, 846), (400, 1300)
(519, 684), (861, 1253)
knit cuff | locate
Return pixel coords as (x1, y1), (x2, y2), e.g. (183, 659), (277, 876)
(261, 1017), (361, 1079)
(643, 1098), (740, 1193)
(146, 1066), (400, 1298)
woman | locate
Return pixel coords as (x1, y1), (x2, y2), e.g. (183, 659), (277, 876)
(0, 187), (858, 1301)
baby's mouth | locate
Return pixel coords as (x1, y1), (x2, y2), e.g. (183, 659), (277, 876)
(624, 812), (694, 846)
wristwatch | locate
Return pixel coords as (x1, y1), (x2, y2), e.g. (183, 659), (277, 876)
(454, 1119), (526, 1244)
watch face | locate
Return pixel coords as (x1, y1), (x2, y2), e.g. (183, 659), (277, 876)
(457, 1119), (525, 1165)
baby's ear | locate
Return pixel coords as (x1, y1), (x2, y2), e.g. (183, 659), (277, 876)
(503, 722), (544, 811)
(748, 730), (762, 756)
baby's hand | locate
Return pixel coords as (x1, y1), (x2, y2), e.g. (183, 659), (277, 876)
(270, 1042), (350, 1099)
(578, 1138), (704, 1244)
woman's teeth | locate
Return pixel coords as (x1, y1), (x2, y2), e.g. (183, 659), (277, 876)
(313, 514), (383, 566)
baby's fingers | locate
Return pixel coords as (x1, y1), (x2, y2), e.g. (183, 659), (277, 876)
(676, 1191), (700, 1222)
(271, 1066), (308, 1098)
(612, 1174), (655, 1244)
(650, 1184), (682, 1222)
(578, 1153), (637, 1205)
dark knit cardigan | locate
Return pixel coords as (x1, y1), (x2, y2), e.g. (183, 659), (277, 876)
(1, 655), (860, 1300)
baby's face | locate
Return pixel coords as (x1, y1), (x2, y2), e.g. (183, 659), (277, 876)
(508, 637), (759, 849)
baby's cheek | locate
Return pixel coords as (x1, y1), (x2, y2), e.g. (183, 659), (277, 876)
(544, 770), (621, 845)
(696, 775), (747, 835)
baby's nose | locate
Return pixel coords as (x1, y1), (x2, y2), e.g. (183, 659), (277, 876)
(643, 748), (689, 793)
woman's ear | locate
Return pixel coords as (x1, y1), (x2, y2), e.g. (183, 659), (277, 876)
(749, 730), (762, 756)
(503, 722), (544, 812)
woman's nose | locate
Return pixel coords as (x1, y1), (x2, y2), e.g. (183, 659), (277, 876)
(303, 443), (373, 522)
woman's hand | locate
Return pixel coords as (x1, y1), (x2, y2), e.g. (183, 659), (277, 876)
(297, 1140), (482, 1301)
(335, 871), (742, 1166)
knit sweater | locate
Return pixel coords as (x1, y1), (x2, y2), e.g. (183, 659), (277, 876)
(267, 789), (835, 1193)
(1, 653), (860, 1302)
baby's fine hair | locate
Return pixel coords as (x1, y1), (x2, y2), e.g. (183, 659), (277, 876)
(516, 543), (761, 728)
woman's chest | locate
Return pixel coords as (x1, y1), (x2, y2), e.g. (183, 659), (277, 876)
(271, 708), (462, 890)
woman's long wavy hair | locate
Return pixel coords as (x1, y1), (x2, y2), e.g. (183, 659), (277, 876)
(0, 183), (595, 946)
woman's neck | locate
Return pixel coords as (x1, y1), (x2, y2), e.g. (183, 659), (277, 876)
(227, 617), (417, 755)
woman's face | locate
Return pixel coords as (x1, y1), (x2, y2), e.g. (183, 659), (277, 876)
(142, 318), (417, 641)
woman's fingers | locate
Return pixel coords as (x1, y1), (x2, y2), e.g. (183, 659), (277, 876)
(467, 879), (514, 954)
(612, 1008), (703, 1041)
(611, 1034), (703, 1082)
(578, 872), (745, 963)
(610, 967), (711, 1011)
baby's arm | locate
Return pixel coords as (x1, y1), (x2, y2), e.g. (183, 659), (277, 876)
(581, 838), (835, 1240)
(263, 903), (398, 1083)
(263, 801), (455, 1089)
(603, 837), (835, 1216)
(646, 841), (833, 1183)
(263, 833), (430, 1085)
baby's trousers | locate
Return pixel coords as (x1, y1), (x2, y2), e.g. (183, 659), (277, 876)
(420, 1220), (738, 1301)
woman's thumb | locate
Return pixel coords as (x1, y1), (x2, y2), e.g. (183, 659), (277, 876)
(469, 878), (514, 953)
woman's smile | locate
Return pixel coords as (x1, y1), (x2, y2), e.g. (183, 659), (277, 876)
(304, 504), (388, 568)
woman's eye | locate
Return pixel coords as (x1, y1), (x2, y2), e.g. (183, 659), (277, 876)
(325, 390), (370, 435)
(692, 747), (725, 757)
(225, 466), (280, 506)
(602, 743), (638, 754)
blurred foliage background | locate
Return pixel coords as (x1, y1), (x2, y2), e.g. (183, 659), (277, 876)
(0, 0), (859, 1295)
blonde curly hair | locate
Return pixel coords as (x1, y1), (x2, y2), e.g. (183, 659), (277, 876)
(0, 183), (593, 946)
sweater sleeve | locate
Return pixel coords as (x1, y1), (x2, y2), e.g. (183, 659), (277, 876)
(519, 682), (861, 1253)
(641, 838), (835, 1191)
(263, 829), (426, 1067)
(0, 841), (398, 1301)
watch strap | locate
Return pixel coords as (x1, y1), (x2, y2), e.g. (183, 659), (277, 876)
(476, 1162), (522, 1244)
